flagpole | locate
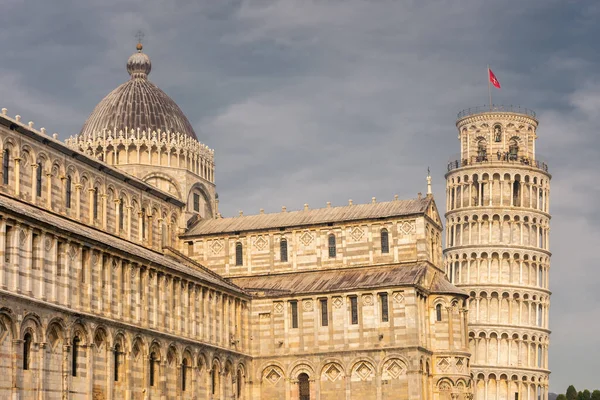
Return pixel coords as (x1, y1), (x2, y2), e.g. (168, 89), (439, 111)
(488, 64), (492, 110)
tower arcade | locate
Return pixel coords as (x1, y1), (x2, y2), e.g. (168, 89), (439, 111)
(443, 106), (551, 400)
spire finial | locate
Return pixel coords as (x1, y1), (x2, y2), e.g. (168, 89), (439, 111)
(426, 166), (432, 196)
(135, 30), (145, 52)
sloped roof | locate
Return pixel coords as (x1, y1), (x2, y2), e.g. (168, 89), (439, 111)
(430, 273), (467, 295)
(0, 194), (244, 296)
(185, 197), (432, 236)
(229, 261), (465, 298)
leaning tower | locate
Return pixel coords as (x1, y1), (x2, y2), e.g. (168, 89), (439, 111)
(443, 106), (551, 400)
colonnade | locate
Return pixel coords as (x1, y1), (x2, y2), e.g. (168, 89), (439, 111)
(446, 171), (549, 213)
(0, 215), (250, 353)
(65, 129), (215, 183)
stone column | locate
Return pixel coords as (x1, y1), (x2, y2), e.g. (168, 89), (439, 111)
(126, 206), (132, 240)
(125, 352), (133, 400)
(102, 192), (108, 230)
(88, 188), (95, 223)
(115, 199), (121, 235)
(46, 171), (52, 209)
(160, 360), (167, 400)
(12, 339), (22, 398)
(147, 215), (153, 247)
(37, 342), (46, 400)
(31, 162), (38, 204)
(107, 346), (115, 400)
(13, 156), (21, 196)
(87, 343), (95, 400)
(62, 344), (71, 400)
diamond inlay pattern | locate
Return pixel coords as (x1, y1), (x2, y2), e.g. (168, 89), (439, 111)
(324, 364), (342, 382)
(300, 231), (314, 246)
(254, 236), (268, 251)
(350, 226), (364, 241)
(210, 240), (223, 254)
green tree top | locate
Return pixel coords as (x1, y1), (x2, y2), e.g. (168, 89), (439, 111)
(590, 390), (600, 400)
(567, 386), (578, 400)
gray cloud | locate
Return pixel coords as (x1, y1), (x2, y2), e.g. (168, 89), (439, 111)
(1, 0), (598, 392)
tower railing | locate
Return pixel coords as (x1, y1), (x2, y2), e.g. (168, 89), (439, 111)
(457, 105), (537, 119)
(447, 153), (549, 173)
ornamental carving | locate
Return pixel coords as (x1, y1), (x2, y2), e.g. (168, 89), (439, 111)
(399, 221), (416, 235)
(68, 244), (78, 260)
(45, 238), (53, 251)
(392, 291), (405, 304)
(323, 363), (342, 382)
(332, 296), (343, 309)
(437, 357), (450, 372)
(303, 300), (313, 311)
(353, 362), (374, 381)
(299, 231), (314, 246)
(362, 294), (373, 306)
(210, 240), (223, 255)
(273, 302), (284, 314)
(254, 235), (268, 251)
(263, 367), (282, 385)
(350, 226), (364, 241)
(383, 359), (406, 379)
(19, 229), (27, 245)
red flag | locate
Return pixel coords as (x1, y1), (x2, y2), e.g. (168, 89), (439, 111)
(489, 68), (501, 89)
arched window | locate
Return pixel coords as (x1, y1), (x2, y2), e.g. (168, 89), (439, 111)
(182, 358), (188, 391)
(509, 138), (519, 160)
(237, 369), (243, 398)
(36, 162), (42, 197)
(211, 365), (220, 395)
(72, 336), (80, 377)
(65, 175), (72, 209)
(436, 304), (443, 322)
(141, 208), (146, 239)
(472, 175), (480, 206)
(538, 304), (543, 327)
(381, 229), (389, 253)
(149, 352), (157, 386)
(513, 180), (520, 206)
(23, 333), (32, 370)
(93, 188), (99, 220)
(477, 139), (487, 162)
(328, 234), (336, 258)
(280, 238), (288, 262)
(298, 373), (310, 400)
(114, 344), (121, 382)
(2, 148), (9, 185)
(119, 198), (124, 231)
(235, 242), (243, 266)
(537, 345), (542, 367)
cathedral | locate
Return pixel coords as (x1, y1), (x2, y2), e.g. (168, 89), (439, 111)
(0, 43), (549, 400)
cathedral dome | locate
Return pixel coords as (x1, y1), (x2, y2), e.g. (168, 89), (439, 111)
(79, 43), (198, 140)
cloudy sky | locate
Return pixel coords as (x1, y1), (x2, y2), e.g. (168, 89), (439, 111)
(1, 0), (598, 393)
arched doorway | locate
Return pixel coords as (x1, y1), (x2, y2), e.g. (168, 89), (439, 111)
(298, 373), (310, 400)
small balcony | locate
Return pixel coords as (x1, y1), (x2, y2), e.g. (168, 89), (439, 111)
(457, 105), (537, 120)
(447, 153), (549, 173)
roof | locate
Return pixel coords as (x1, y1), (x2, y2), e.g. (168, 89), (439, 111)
(0, 193), (244, 296)
(0, 114), (185, 208)
(184, 197), (432, 236)
(79, 45), (198, 141)
(229, 262), (466, 297)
